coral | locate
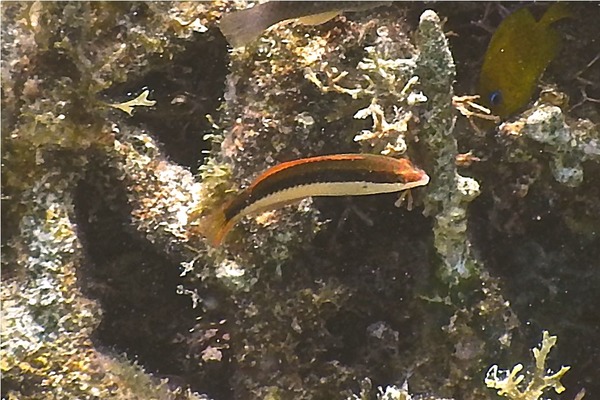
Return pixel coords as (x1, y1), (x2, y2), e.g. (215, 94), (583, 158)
(3, 1), (598, 399)
(349, 378), (453, 400)
(305, 30), (422, 156)
(113, 125), (203, 251)
(485, 331), (571, 400)
(0, 170), (205, 399)
(415, 10), (481, 284)
(1, 1), (228, 398)
(108, 89), (157, 116)
(499, 104), (600, 187)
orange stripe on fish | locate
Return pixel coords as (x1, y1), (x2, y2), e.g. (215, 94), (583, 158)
(196, 153), (429, 246)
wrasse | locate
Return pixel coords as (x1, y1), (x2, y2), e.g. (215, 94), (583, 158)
(219, 1), (391, 48)
(197, 154), (429, 246)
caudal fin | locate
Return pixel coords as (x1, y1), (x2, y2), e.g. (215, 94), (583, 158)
(195, 208), (233, 247)
(219, 4), (281, 48)
(539, 3), (571, 27)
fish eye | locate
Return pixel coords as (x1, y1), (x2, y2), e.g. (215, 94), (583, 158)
(489, 90), (503, 106)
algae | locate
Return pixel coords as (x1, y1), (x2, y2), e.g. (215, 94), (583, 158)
(2, 1), (599, 399)
(485, 331), (570, 400)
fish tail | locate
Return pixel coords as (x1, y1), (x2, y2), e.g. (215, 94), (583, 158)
(540, 3), (571, 27)
(196, 208), (234, 247)
(219, 4), (280, 48)
(296, 11), (341, 26)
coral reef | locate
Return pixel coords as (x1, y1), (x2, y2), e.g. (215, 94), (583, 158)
(2, 1), (599, 400)
(349, 378), (453, 400)
(1, 1), (227, 398)
(499, 104), (600, 187)
(0, 155), (205, 399)
(485, 331), (570, 400)
(415, 10), (481, 284)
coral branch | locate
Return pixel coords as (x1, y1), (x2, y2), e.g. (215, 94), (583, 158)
(485, 331), (571, 400)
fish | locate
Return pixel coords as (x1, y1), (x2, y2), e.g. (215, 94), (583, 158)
(197, 153), (429, 246)
(478, 3), (571, 119)
(219, 1), (391, 48)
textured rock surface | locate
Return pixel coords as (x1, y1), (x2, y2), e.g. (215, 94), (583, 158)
(2, 2), (598, 399)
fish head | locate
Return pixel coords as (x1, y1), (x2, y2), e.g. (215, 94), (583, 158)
(393, 158), (430, 188)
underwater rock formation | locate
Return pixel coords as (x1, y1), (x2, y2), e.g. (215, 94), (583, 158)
(2, 1), (599, 399)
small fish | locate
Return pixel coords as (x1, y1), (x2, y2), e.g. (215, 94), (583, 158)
(197, 153), (429, 246)
(478, 3), (571, 119)
(219, 1), (391, 48)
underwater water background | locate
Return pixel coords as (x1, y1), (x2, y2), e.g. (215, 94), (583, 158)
(2, 2), (599, 399)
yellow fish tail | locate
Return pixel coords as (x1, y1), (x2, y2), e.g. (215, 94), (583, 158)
(539, 2), (571, 27)
(197, 208), (235, 247)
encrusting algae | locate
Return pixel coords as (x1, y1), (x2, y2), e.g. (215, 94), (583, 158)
(478, 3), (571, 118)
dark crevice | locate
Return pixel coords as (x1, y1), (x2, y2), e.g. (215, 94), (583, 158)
(72, 154), (232, 398)
(103, 28), (229, 173)
(468, 166), (600, 399)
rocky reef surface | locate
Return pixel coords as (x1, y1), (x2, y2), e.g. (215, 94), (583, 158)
(2, 2), (598, 399)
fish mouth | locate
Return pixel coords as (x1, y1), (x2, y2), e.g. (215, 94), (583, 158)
(403, 173), (430, 190)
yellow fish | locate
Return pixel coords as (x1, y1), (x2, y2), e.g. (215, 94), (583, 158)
(478, 3), (571, 119)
